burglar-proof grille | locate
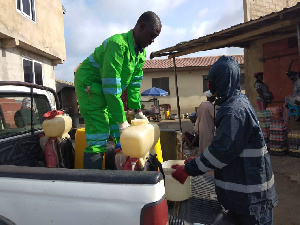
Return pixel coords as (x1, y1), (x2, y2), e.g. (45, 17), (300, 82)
(288, 37), (297, 48)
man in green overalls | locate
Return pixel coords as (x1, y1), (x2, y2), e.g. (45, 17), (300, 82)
(74, 11), (161, 169)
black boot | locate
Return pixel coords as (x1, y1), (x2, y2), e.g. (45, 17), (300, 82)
(84, 152), (104, 169)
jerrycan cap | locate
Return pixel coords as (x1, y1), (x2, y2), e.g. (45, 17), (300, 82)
(115, 143), (122, 153)
(43, 110), (64, 120)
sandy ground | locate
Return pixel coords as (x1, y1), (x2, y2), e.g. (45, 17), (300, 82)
(155, 118), (300, 225)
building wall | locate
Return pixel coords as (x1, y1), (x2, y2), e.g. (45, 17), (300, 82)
(0, 0), (65, 89)
(0, 0), (66, 61)
(243, 0), (299, 110)
(142, 66), (245, 113)
(263, 37), (299, 106)
(0, 46), (55, 89)
(244, 0), (298, 21)
(142, 69), (206, 113)
(244, 33), (297, 110)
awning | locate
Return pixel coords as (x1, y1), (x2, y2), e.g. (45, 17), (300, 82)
(150, 2), (300, 59)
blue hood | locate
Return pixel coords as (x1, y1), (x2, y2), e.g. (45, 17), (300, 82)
(206, 56), (241, 105)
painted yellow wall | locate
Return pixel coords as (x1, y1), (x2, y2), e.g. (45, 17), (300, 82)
(142, 66), (245, 114)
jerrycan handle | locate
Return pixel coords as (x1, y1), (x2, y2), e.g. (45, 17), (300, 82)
(130, 118), (149, 126)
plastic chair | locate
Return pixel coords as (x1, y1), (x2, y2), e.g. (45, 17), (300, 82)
(285, 98), (300, 117)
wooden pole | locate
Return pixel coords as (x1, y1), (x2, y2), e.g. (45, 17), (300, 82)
(172, 55), (182, 133)
(297, 22), (300, 55)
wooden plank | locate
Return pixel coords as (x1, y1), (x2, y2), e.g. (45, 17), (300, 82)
(152, 5), (300, 58)
(170, 20), (295, 58)
(297, 22), (300, 55)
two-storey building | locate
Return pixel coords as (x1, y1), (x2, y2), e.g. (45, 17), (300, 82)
(0, 0), (66, 90)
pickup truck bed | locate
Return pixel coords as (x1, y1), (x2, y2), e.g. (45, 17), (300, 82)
(0, 82), (169, 225)
(0, 82), (226, 225)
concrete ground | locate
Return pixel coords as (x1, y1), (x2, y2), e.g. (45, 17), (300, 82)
(155, 118), (300, 225)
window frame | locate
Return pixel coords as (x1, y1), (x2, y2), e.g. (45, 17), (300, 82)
(152, 77), (170, 95)
(22, 57), (43, 85)
(0, 93), (52, 139)
(16, 0), (36, 22)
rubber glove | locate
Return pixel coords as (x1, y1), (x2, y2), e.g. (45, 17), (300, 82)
(184, 157), (196, 164)
(135, 111), (148, 121)
(118, 121), (130, 133)
(171, 165), (190, 184)
(171, 164), (181, 169)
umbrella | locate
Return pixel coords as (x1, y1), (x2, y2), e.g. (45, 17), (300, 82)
(141, 87), (168, 96)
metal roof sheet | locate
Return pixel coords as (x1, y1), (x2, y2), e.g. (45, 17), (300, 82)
(55, 79), (74, 92)
(150, 3), (300, 59)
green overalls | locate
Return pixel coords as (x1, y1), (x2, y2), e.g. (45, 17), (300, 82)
(74, 30), (146, 167)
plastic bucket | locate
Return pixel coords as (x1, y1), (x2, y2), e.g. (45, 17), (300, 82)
(162, 160), (191, 201)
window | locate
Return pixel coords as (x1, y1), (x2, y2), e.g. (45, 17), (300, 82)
(152, 77), (169, 94)
(288, 37), (297, 48)
(0, 94), (51, 139)
(202, 73), (245, 91)
(23, 58), (43, 85)
(203, 77), (209, 92)
(16, 0), (35, 21)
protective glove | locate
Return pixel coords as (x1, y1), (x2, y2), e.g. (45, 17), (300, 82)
(171, 165), (190, 184)
(118, 121), (130, 133)
(135, 111), (148, 121)
(171, 164), (181, 169)
(184, 157), (196, 164)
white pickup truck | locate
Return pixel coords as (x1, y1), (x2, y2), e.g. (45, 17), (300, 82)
(0, 82), (168, 225)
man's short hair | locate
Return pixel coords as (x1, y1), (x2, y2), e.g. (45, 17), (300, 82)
(137, 11), (161, 30)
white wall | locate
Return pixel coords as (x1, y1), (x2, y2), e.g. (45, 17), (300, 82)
(0, 46), (56, 89)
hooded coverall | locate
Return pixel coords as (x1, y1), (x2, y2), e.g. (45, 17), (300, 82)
(74, 30), (146, 167)
(185, 56), (278, 224)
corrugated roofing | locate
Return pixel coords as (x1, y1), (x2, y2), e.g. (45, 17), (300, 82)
(143, 55), (244, 69)
(150, 3), (300, 59)
(55, 79), (74, 92)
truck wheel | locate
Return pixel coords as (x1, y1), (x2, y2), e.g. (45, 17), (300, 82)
(0, 215), (16, 225)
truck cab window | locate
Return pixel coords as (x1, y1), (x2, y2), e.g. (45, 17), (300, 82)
(0, 94), (51, 138)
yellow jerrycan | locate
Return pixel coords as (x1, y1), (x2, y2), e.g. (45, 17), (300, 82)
(120, 119), (160, 158)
